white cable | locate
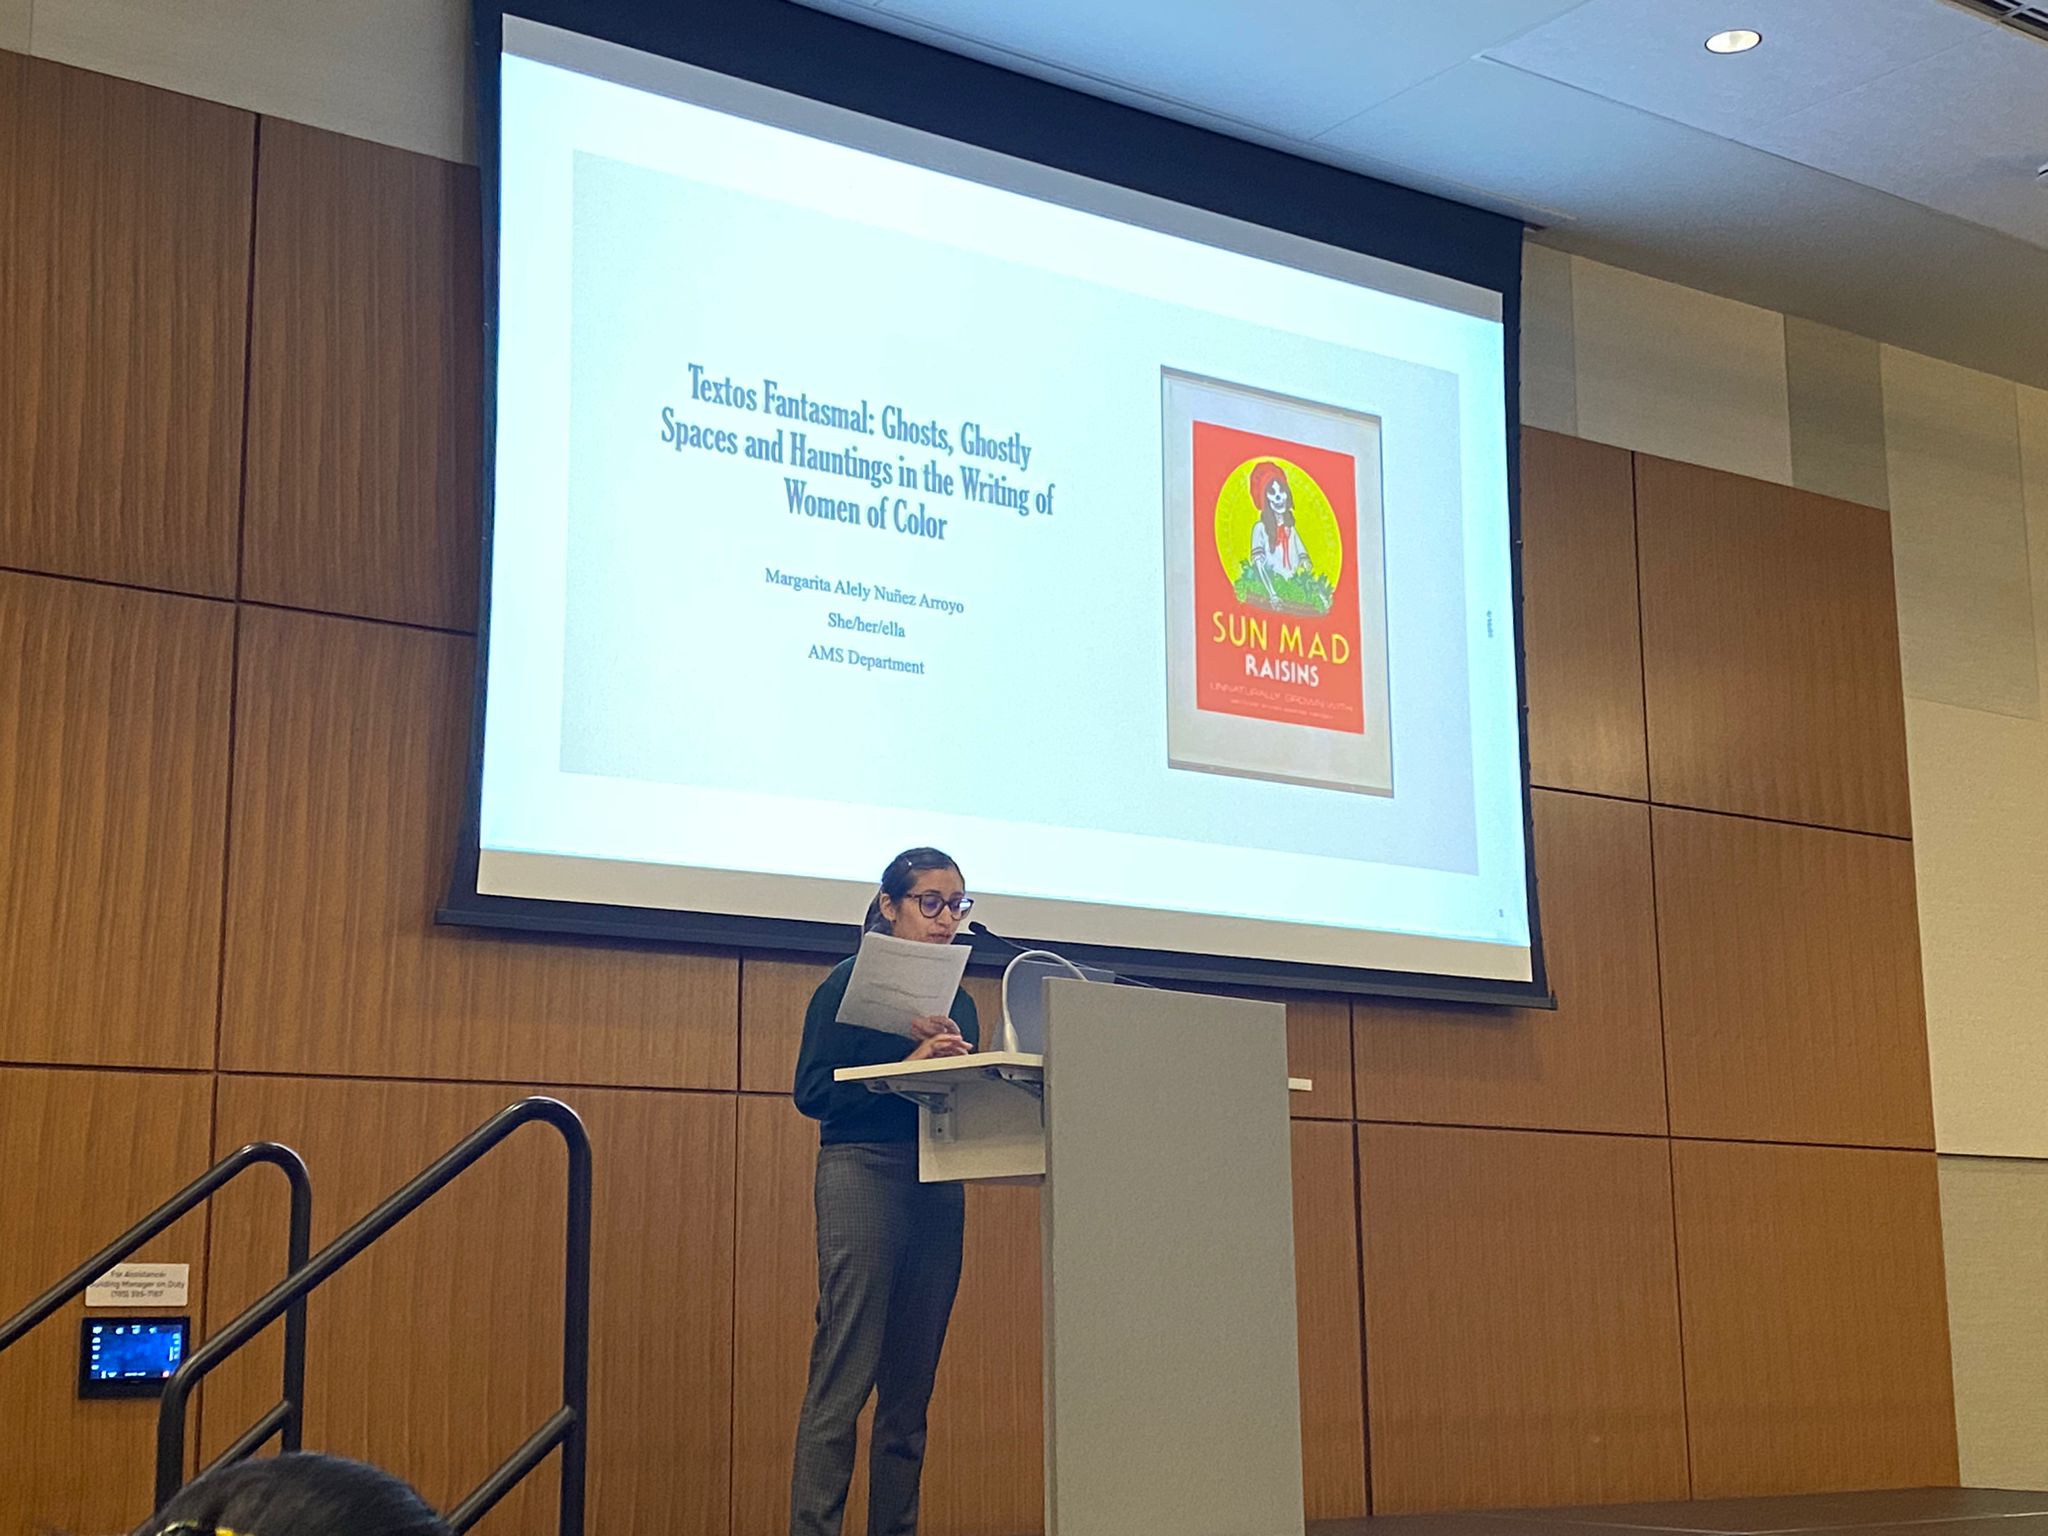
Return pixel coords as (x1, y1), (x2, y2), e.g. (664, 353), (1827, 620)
(999, 948), (1090, 1054)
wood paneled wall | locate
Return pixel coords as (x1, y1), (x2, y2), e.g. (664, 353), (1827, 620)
(0, 54), (252, 596)
(0, 49), (1955, 1535)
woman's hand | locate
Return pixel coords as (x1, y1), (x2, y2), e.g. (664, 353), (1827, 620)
(909, 1014), (963, 1042)
(906, 1033), (973, 1062)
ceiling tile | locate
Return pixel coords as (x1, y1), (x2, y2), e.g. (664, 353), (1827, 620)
(803, 0), (2048, 391)
(865, 0), (1594, 138)
(1483, 0), (1987, 134)
(1319, 57), (1867, 243)
(1322, 58), (2048, 390)
(1748, 28), (2048, 246)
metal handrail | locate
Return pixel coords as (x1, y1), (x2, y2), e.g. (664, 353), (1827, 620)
(0, 1141), (312, 1474)
(154, 1097), (591, 1535)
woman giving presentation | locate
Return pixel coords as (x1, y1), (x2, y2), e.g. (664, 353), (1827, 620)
(788, 847), (980, 1536)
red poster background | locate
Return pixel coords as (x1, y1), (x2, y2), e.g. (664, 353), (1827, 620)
(1191, 421), (1365, 734)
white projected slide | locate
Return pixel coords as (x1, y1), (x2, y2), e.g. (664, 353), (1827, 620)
(477, 17), (1534, 983)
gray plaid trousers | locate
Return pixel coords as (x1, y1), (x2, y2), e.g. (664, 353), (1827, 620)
(789, 1141), (966, 1536)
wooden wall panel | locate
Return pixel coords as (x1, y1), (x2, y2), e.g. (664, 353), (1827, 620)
(0, 573), (231, 1068)
(740, 955), (835, 1096)
(1520, 430), (1647, 799)
(1655, 807), (1932, 1148)
(1357, 789), (1667, 1135)
(731, 1093), (839, 1534)
(1671, 1140), (1957, 1495)
(1285, 995), (1355, 1120)
(1293, 1119), (1367, 1519)
(242, 119), (482, 631)
(1636, 455), (1911, 837)
(1360, 1124), (1688, 1513)
(0, 54), (251, 596)
(920, 1166), (1045, 1536)
(731, 1094), (1043, 1536)
(0, 1066), (213, 1536)
(205, 1075), (734, 1536)
(219, 607), (737, 1087)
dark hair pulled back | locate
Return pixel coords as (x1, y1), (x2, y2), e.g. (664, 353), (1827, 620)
(137, 1452), (451, 1536)
(861, 846), (961, 934)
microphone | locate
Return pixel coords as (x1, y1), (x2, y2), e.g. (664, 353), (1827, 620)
(967, 919), (1026, 953)
(968, 922), (1159, 990)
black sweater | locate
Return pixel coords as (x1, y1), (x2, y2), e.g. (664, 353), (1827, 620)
(792, 955), (982, 1143)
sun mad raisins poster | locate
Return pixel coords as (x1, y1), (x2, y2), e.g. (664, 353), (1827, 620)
(1161, 371), (1393, 797)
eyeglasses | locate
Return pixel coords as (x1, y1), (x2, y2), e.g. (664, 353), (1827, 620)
(905, 891), (974, 919)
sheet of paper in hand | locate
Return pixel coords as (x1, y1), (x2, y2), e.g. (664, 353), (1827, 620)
(835, 931), (971, 1036)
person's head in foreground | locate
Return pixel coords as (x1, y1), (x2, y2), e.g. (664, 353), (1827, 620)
(137, 1453), (452, 1536)
(862, 845), (971, 944)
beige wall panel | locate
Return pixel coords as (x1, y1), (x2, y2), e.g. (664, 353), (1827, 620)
(30, 0), (470, 162)
(243, 120), (483, 631)
(1784, 317), (1889, 512)
(731, 1094), (1043, 1536)
(0, 573), (231, 1068)
(1358, 790), (1666, 1136)
(220, 607), (737, 1087)
(1911, 387), (2048, 1153)
(0, 5), (28, 50)
(1654, 807), (1933, 1149)
(1882, 346), (2037, 718)
(0, 1066), (213, 1536)
(1636, 454), (1912, 836)
(0, 53), (250, 594)
(205, 1075), (734, 1536)
(1571, 259), (1793, 487)
(1519, 242), (1577, 435)
(1940, 1154), (2048, 1488)
(1360, 1124), (1688, 1512)
(1907, 698), (2048, 1156)
(2024, 384), (2048, 688)
(1519, 428), (1646, 799)
(1672, 1139), (1957, 1496)
(1293, 1120), (1367, 1519)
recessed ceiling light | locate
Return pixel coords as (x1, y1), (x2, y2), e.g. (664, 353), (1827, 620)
(1705, 28), (1763, 53)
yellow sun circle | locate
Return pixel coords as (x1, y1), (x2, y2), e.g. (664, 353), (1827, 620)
(1214, 456), (1343, 589)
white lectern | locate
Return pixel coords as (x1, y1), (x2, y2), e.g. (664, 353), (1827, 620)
(837, 977), (1307, 1536)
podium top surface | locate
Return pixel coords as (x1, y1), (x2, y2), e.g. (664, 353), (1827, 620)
(834, 1055), (1309, 1092)
(835, 1052), (1043, 1085)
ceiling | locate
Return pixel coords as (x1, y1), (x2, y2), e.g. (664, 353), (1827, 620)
(794, 0), (2048, 389)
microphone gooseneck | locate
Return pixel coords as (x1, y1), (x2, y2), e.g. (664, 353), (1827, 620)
(970, 919), (1160, 990)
